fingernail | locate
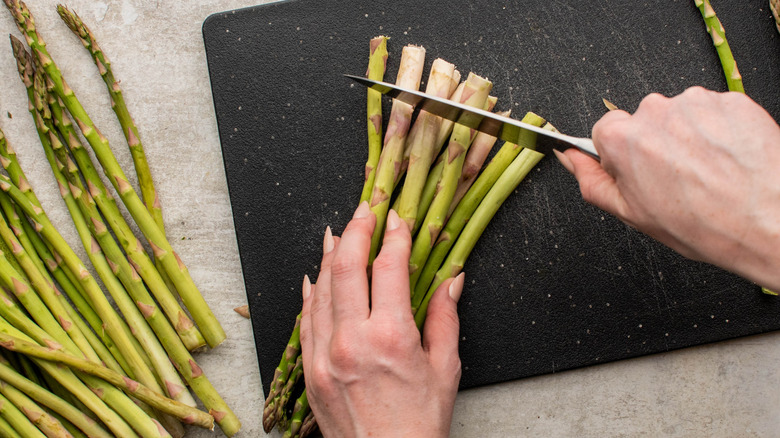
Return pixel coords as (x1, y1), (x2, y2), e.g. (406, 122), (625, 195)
(353, 201), (370, 219)
(323, 226), (335, 254)
(449, 272), (465, 302)
(302, 275), (311, 300)
(386, 209), (400, 231)
(553, 149), (574, 174)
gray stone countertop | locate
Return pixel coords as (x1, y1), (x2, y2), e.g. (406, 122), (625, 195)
(0, 1), (778, 437)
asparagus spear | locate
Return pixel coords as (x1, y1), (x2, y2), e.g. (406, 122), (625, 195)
(0, 413), (21, 438)
(0, 392), (45, 438)
(0, 377), (71, 438)
(0, 331), (214, 429)
(263, 312), (302, 432)
(36, 64), (206, 356)
(0, 293), (150, 437)
(4, 0), (225, 349)
(447, 109), (508, 218)
(694, 0), (744, 92)
(57, 5), (164, 234)
(396, 59), (458, 230)
(360, 36), (389, 203)
(299, 409), (318, 438)
(275, 355), (304, 429)
(413, 114), (547, 307)
(46, 107), (240, 437)
(408, 73), (492, 291)
(0, 356), (112, 438)
(414, 148), (544, 328)
(368, 45), (426, 261)
(285, 389), (311, 438)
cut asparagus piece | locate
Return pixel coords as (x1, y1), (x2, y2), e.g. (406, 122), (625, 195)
(396, 58), (458, 230)
(408, 73), (492, 292)
(694, 0), (744, 92)
(413, 113), (546, 307)
(414, 148), (544, 328)
(368, 44), (426, 262)
(360, 36), (389, 203)
(4, 0), (225, 348)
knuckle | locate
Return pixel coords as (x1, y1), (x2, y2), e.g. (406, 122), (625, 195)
(371, 322), (415, 355)
(330, 254), (364, 281)
(328, 334), (361, 371)
(308, 361), (336, 396)
(372, 250), (406, 275)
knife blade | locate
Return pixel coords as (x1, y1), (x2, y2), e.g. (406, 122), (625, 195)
(345, 74), (600, 160)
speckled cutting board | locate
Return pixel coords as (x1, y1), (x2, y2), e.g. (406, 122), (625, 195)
(203, 0), (780, 392)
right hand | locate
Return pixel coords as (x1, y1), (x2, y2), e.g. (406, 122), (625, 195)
(556, 87), (780, 291)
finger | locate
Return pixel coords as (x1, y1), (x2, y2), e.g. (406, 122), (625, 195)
(564, 148), (631, 222)
(300, 275), (315, 377)
(309, 227), (340, 347)
(423, 273), (463, 374)
(370, 209), (413, 321)
(330, 201), (375, 325)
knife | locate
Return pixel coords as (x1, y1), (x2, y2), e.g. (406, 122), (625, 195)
(345, 74), (600, 160)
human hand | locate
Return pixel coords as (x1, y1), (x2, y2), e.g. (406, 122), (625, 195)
(556, 87), (780, 291)
(299, 202), (465, 438)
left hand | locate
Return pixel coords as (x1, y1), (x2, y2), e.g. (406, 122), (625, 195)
(299, 202), (465, 438)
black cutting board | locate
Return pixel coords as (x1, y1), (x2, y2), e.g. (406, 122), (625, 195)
(203, 0), (780, 392)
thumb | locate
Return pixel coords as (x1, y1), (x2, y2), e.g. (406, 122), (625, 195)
(422, 273), (464, 373)
(564, 148), (630, 221)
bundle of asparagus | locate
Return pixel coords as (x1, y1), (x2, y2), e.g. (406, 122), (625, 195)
(0, 1), (239, 436)
(262, 36), (549, 437)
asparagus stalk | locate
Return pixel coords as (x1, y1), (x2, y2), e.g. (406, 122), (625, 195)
(396, 59), (458, 230)
(360, 36), (389, 203)
(40, 70), (205, 355)
(5, 0), (225, 349)
(0, 392), (45, 438)
(275, 355), (304, 429)
(0, 331), (214, 429)
(0, 413), (21, 438)
(55, 6), (187, 309)
(412, 113), (546, 307)
(0, 293), (147, 437)
(263, 312), (302, 432)
(284, 389), (311, 438)
(694, 0), (744, 92)
(368, 45), (425, 261)
(299, 409), (318, 438)
(447, 109), (508, 218)
(57, 5), (164, 233)
(0, 356), (112, 438)
(0, 377), (71, 438)
(408, 73), (492, 291)
(414, 148), (544, 328)
(39, 120), (196, 411)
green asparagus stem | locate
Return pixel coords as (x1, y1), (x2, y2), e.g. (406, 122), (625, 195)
(284, 389), (310, 438)
(39, 116), (195, 411)
(412, 113), (546, 309)
(263, 312), (302, 432)
(0, 295), (143, 437)
(275, 355), (303, 429)
(360, 36), (389, 203)
(447, 109), (508, 218)
(42, 84), (205, 353)
(414, 148), (544, 328)
(0, 377), (71, 438)
(368, 44), (426, 262)
(0, 331), (214, 430)
(396, 59), (458, 230)
(37, 81), (240, 436)
(0, 356), (112, 438)
(694, 0), (744, 92)
(0, 392), (45, 438)
(408, 73), (492, 292)
(299, 408), (317, 438)
(57, 5), (164, 233)
(5, 0), (225, 349)
(0, 413), (21, 438)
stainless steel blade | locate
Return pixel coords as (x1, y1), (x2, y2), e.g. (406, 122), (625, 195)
(345, 74), (600, 160)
